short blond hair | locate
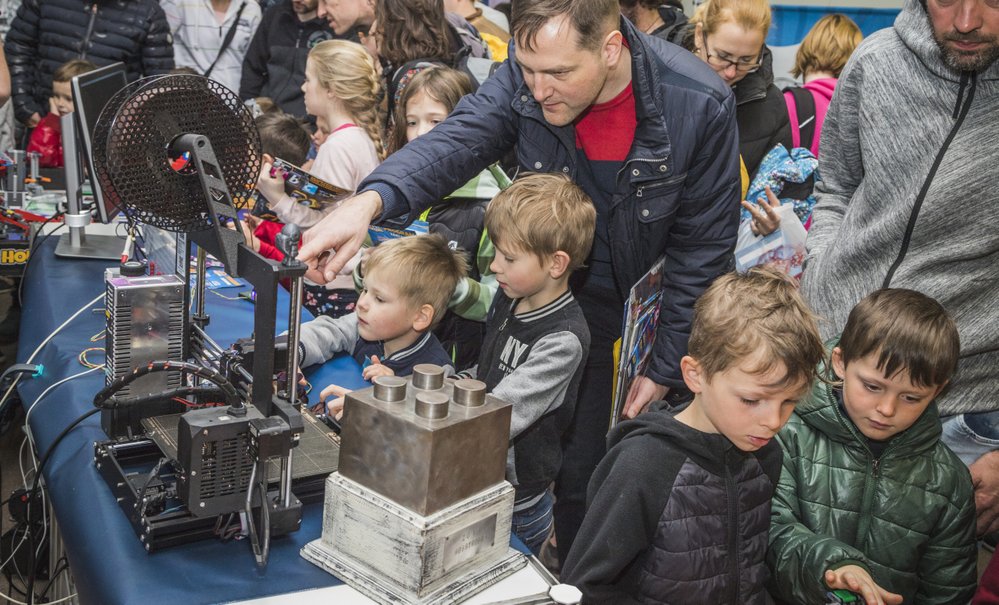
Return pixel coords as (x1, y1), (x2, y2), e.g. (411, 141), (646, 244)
(791, 14), (863, 79)
(689, 267), (824, 388)
(484, 173), (596, 272)
(53, 59), (97, 83)
(364, 235), (468, 328)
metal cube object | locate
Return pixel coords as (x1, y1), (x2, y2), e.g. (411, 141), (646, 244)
(337, 365), (512, 516)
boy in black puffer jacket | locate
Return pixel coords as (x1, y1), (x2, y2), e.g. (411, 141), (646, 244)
(563, 267), (825, 604)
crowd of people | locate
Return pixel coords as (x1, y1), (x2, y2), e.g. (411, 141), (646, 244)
(3, 0), (999, 601)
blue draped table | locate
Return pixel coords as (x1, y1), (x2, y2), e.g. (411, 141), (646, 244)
(16, 237), (368, 604)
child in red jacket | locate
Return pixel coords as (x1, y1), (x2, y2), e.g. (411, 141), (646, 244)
(27, 60), (96, 167)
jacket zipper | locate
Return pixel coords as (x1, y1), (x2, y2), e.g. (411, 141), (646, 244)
(725, 459), (741, 603)
(833, 402), (891, 548)
(635, 172), (685, 198)
(882, 71), (977, 288)
(80, 4), (99, 60)
(854, 442), (896, 550)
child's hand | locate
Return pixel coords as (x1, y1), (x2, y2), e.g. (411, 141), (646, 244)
(244, 213), (262, 230)
(741, 185), (783, 236)
(256, 161), (286, 207)
(237, 218), (260, 251)
(362, 355), (395, 381)
(314, 383), (351, 420)
(824, 565), (903, 605)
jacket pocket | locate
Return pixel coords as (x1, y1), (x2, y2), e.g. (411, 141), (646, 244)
(635, 173), (686, 224)
(515, 132), (564, 174)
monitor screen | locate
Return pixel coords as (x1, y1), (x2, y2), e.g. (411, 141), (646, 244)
(71, 62), (128, 224)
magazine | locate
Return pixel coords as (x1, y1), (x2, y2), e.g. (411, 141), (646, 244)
(367, 220), (430, 245)
(609, 255), (666, 428)
(733, 204), (807, 280)
(251, 157), (351, 219)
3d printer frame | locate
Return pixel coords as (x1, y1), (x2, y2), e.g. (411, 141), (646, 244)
(93, 133), (313, 555)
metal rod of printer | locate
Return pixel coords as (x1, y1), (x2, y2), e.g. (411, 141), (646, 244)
(281, 451), (293, 507)
(193, 246), (208, 324)
(285, 275), (304, 408)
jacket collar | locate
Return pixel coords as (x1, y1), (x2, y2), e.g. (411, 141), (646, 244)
(732, 46), (775, 106)
(508, 17), (673, 181)
(610, 403), (753, 475)
(797, 370), (942, 458)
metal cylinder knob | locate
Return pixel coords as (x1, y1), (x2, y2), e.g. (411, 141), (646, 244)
(414, 391), (449, 420)
(452, 379), (487, 407)
(412, 364), (445, 390)
(372, 376), (407, 402)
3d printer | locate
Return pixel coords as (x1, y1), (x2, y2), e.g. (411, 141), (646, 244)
(85, 74), (335, 563)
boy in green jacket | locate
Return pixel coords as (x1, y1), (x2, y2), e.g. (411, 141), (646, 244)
(767, 289), (977, 605)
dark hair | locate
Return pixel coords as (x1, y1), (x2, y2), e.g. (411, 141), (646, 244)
(512, 0), (619, 52)
(376, 0), (451, 67)
(254, 113), (311, 166)
(53, 59), (98, 83)
(838, 289), (960, 388)
(390, 66), (473, 152)
(619, 0), (682, 10)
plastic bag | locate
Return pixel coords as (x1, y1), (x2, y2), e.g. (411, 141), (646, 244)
(734, 204), (808, 280)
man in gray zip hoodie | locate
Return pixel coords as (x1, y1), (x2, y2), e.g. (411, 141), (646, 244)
(801, 0), (999, 534)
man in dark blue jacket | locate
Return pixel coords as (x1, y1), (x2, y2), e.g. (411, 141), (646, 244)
(297, 0), (740, 562)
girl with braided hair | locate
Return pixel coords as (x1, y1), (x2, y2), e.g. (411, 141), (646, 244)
(255, 39), (384, 317)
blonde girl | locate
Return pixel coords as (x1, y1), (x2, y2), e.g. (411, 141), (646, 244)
(257, 39), (385, 229)
(255, 40), (384, 318)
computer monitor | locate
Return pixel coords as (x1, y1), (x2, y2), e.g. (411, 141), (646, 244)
(71, 62), (128, 224)
(55, 63), (129, 260)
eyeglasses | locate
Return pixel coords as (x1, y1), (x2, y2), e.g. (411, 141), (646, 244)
(701, 33), (762, 73)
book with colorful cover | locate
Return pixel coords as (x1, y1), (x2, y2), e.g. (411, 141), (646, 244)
(252, 157), (351, 220)
(610, 256), (666, 427)
(367, 221), (430, 244)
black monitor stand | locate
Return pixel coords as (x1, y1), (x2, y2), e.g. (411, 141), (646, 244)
(54, 112), (124, 260)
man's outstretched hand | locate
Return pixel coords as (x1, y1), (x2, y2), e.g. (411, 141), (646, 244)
(297, 190), (383, 282)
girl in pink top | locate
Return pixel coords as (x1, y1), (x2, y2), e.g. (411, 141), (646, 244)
(783, 14), (863, 157)
(254, 40), (385, 317)
(256, 40), (385, 228)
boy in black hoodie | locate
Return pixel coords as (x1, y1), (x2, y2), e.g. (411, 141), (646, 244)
(562, 267), (824, 604)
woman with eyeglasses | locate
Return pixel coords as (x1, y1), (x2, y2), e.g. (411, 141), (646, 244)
(681, 0), (791, 181)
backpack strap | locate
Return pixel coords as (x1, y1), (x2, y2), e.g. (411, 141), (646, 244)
(786, 86), (817, 151)
(204, 2), (247, 79)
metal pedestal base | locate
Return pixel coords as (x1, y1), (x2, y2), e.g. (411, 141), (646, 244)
(54, 231), (124, 260)
(301, 473), (525, 604)
(302, 542), (525, 605)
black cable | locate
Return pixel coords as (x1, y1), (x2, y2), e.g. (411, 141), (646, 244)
(24, 407), (99, 604)
(100, 385), (228, 409)
(136, 458), (168, 519)
(93, 361), (240, 410)
(39, 556), (69, 600)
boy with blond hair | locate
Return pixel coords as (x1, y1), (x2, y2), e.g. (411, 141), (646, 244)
(563, 267), (825, 603)
(768, 289), (976, 605)
(299, 234), (466, 395)
(457, 173), (596, 555)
